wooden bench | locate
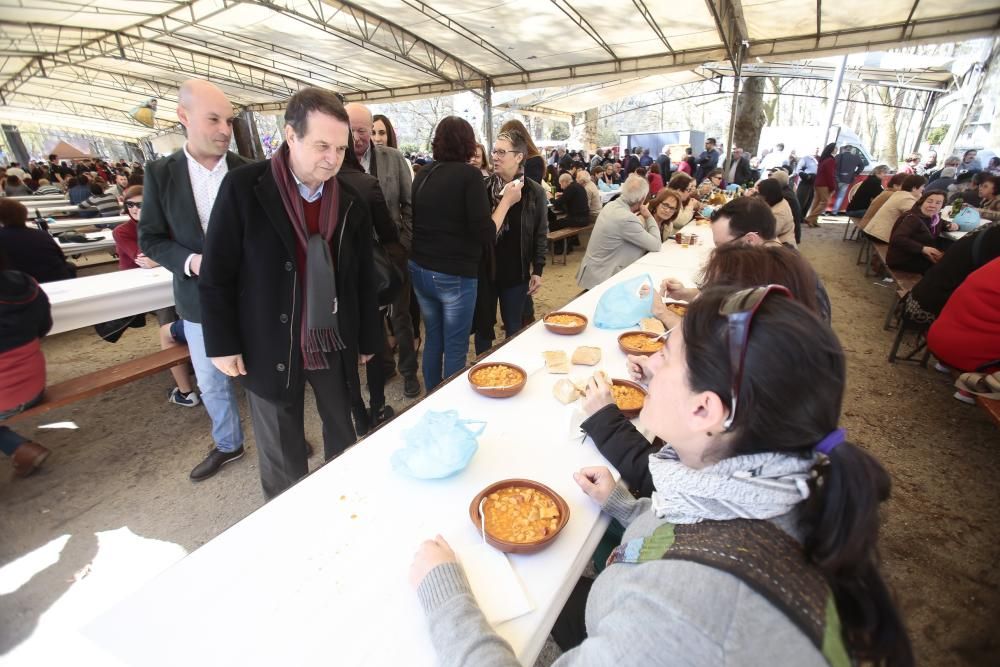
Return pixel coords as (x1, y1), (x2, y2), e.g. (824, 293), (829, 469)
(4, 345), (191, 425)
(547, 224), (594, 265)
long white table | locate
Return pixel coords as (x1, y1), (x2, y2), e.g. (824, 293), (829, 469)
(58, 230), (117, 256)
(32, 202), (81, 215)
(9, 194), (69, 203)
(34, 214), (129, 231)
(41, 266), (173, 335)
(78, 239), (710, 666)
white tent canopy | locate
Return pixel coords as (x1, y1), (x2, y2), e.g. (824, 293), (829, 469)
(0, 0), (997, 138)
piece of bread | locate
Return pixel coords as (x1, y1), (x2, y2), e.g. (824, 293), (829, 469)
(572, 346), (602, 366)
(640, 318), (665, 333)
(543, 350), (570, 374)
(552, 378), (581, 404)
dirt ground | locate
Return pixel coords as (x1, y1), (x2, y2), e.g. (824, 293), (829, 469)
(1, 224), (997, 665)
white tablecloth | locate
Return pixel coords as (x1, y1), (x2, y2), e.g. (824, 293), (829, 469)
(32, 202), (81, 215)
(80, 240), (712, 666)
(35, 215), (129, 231)
(9, 194), (69, 203)
(599, 188), (619, 204)
(58, 230), (117, 256)
(42, 267), (174, 335)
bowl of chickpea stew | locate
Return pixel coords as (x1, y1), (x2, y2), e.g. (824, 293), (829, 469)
(469, 479), (570, 554)
(467, 362), (528, 398)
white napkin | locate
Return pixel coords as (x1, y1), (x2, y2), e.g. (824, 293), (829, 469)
(453, 541), (534, 624)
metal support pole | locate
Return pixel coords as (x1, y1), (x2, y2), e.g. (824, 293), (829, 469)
(912, 91), (938, 153)
(723, 42), (744, 176)
(482, 78), (494, 147)
(823, 55), (848, 145)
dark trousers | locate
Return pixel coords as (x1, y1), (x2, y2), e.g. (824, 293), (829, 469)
(474, 282), (529, 355)
(551, 576), (595, 652)
(796, 177), (815, 216)
(246, 354), (356, 500)
(384, 271), (418, 380)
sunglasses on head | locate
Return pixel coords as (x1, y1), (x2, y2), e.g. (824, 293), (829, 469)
(719, 284), (792, 431)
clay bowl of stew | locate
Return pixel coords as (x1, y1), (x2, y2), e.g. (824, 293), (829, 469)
(469, 479), (570, 554)
(617, 331), (665, 357)
(467, 362), (528, 399)
(610, 378), (648, 419)
(543, 311), (588, 335)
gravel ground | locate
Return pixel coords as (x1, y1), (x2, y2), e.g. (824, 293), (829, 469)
(0, 224), (997, 665)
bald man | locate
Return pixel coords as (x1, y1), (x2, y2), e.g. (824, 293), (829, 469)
(139, 79), (253, 482)
(345, 102), (420, 399)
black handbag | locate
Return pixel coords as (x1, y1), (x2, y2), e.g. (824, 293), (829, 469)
(372, 235), (403, 307)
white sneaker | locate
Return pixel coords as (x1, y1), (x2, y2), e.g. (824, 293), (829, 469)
(953, 390), (976, 405)
(934, 362), (951, 374)
(168, 387), (201, 407)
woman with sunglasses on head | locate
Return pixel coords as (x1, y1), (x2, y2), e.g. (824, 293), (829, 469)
(698, 167), (724, 198)
(111, 185), (199, 407)
(471, 128), (548, 354)
(410, 285), (913, 667)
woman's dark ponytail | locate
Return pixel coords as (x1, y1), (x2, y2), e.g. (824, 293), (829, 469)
(802, 443), (915, 666)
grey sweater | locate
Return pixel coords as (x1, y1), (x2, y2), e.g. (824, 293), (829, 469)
(417, 484), (827, 666)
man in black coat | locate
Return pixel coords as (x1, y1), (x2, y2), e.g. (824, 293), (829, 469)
(199, 88), (381, 500)
(0, 199), (75, 283)
(694, 137), (720, 182)
(726, 147), (753, 186)
(139, 79), (252, 482)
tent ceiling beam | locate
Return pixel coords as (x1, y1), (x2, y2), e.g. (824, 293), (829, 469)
(2, 93), (175, 129)
(550, 0), (617, 60)
(400, 1), (527, 73)
(248, 0), (488, 87)
(705, 0), (750, 68)
(632, 0), (675, 54)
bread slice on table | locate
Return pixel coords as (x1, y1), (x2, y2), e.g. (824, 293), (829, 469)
(640, 317), (665, 333)
(552, 378), (582, 404)
(572, 346), (602, 366)
(543, 350), (570, 374)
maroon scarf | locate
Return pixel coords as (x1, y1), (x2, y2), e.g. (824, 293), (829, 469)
(271, 143), (345, 370)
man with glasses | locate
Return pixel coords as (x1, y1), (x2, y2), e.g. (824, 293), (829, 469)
(663, 198), (831, 322)
(345, 102), (420, 399)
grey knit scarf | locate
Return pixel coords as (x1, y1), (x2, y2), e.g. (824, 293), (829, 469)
(648, 446), (817, 524)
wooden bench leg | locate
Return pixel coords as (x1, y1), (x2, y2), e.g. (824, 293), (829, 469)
(884, 297), (901, 331)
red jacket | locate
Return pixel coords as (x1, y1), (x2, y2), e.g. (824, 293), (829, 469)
(927, 257), (1000, 372)
(112, 219), (141, 270)
(815, 157), (837, 190)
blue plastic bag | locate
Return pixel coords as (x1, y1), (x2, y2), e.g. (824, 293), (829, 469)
(391, 410), (485, 479)
(725, 183), (741, 192)
(953, 207), (981, 232)
(594, 273), (654, 329)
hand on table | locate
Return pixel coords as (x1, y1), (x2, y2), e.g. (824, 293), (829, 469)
(573, 466), (616, 505)
(581, 370), (614, 417)
(135, 253), (160, 269)
(626, 354), (653, 384)
(527, 274), (543, 295)
(409, 534), (458, 589)
(211, 354), (247, 377)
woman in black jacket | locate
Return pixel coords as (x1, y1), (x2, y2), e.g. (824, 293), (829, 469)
(886, 190), (955, 273)
(844, 165), (890, 218)
(472, 127), (548, 354)
(338, 139), (407, 433)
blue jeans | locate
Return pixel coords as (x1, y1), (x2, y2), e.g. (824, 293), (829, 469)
(408, 261), (477, 391)
(475, 282), (529, 355)
(0, 391), (43, 456)
(832, 182), (851, 212)
(183, 321), (244, 452)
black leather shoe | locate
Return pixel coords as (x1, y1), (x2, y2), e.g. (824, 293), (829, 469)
(190, 445), (245, 481)
(371, 405), (395, 427)
(403, 375), (421, 398)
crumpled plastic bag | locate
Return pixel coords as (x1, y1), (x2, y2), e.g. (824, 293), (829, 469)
(953, 207), (981, 231)
(594, 273), (654, 329)
(391, 410), (485, 479)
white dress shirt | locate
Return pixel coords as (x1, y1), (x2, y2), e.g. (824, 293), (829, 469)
(183, 143), (229, 276)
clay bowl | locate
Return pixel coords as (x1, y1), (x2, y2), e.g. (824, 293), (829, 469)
(469, 479), (571, 554)
(611, 378), (648, 419)
(617, 330), (665, 357)
(543, 311), (588, 335)
(467, 362), (528, 398)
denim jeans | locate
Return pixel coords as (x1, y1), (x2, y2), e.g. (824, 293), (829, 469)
(408, 261), (477, 391)
(0, 392), (44, 455)
(475, 282), (529, 355)
(832, 182), (851, 212)
(183, 321), (244, 452)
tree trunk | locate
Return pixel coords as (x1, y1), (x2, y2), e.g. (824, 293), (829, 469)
(877, 88), (899, 168)
(733, 76), (767, 155)
(571, 107), (599, 153)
